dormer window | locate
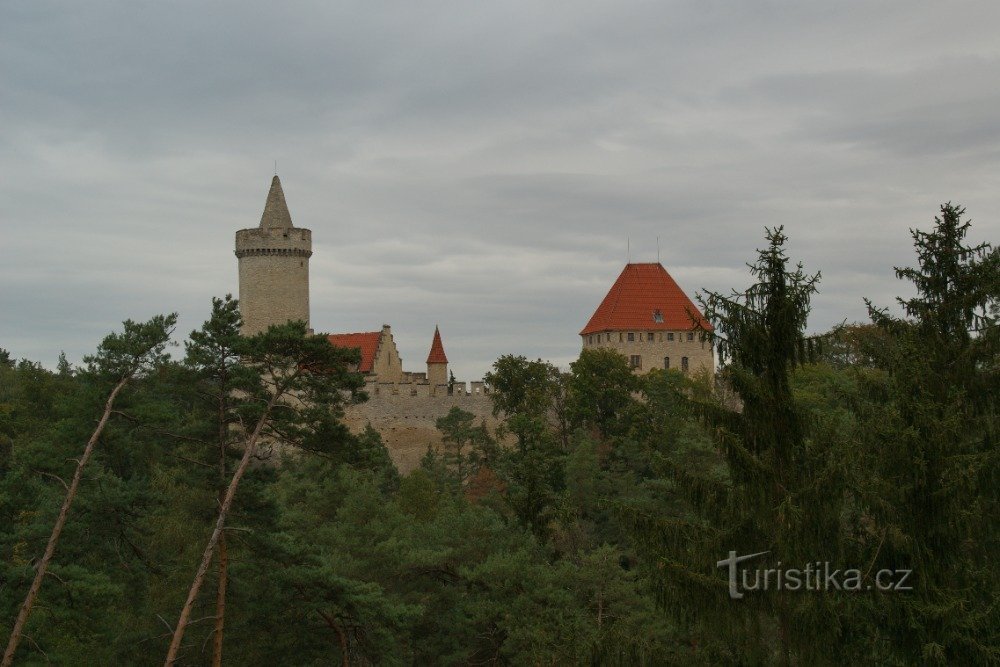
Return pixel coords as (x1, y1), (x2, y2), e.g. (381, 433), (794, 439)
(652, 309), (664, 323)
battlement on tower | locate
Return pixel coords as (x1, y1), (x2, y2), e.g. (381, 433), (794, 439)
(235, 227), (312, 258)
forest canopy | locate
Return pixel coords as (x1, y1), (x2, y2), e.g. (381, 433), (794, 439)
(1, 204), (997, 665)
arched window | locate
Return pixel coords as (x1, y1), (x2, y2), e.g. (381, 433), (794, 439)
(664, 356), (670, 369)
(681, 356), (689, 372)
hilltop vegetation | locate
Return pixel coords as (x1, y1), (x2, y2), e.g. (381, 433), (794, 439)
(1, 204), (997, 665)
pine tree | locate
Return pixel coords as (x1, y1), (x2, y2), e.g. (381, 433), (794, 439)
(164, 321), (363, 665)
(182, 295), (250, 667)
(3, 314), (177, 667)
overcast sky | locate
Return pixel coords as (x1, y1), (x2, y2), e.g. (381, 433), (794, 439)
(2, 1), (999, 380)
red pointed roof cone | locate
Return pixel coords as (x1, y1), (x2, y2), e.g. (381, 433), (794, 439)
(580, 263), (712, 335)
(427, 326), (448, 364)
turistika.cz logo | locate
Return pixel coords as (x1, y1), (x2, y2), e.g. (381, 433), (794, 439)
(717, 551), (913, 600)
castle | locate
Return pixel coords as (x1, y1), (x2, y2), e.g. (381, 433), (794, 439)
(236, 176), (496, 470)
(235, 176), (713, 469)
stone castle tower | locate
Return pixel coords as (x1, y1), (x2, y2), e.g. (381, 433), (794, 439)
(234, 176), (312, 335)
(426, 325), (448, 388)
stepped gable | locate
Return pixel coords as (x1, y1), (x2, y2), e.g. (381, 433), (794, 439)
(580, 262), (712, 335)
(427, 326), (448, 364)
(327, 331), (381, 373)
(259, 175), (294, 229)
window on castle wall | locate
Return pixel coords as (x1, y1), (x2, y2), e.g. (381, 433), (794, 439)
(628, 332), (635, 342)
(682, 356), (689, 372)
(667, 333), (675, 341)
(649, 331), (655, 341)
(619, 333), (623, 342)
(629, 355), (642, 369)
(664, 356), (670, 369)
(687, 332), (694, 341)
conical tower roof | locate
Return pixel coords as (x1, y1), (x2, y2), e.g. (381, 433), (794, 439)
(427, 326), (448, 364)
(259, 175), (294, 229)
(580, 263), (712, 335)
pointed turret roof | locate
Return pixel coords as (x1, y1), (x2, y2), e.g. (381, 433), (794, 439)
(427, 326), (448, 364)
(259, 175), (294, 229)
(580, 262), (713, 335)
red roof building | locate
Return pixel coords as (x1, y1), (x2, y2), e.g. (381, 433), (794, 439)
(580, 262), (714, 375)
(581, 263), (712, 335)
(327, 331), (383, 374)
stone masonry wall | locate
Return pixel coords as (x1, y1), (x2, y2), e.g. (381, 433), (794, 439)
(342, 380), (500, 473)
(582, 329), (714, 375)
(236, 227), (311, 335)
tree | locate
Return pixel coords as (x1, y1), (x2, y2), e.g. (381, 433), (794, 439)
(629, 228), (850, 663)
(163, 321), (363, 665)
(3, 314), (177, 667)
(182, 295), (250, 667)
(857, 203), (999, 664)
(435, 406), (494, 487)
(567, 347), (640, 439)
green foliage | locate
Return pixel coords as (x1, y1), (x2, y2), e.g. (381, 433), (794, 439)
(854, 203), (999, 664)
(1, 207), (995, 664)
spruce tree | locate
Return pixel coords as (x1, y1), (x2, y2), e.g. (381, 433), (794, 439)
(629, 228), (848, 664)
(857, 203), (999, 664)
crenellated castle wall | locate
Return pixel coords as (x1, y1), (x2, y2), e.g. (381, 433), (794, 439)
(343, 377), (499, 473)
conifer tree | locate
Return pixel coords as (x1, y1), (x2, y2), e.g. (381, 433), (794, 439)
(182, 295), (249, 667)
(3, 314), (176, 667)
(629, 228), (848, 663)
(163, 321), (362, 665)
(857, 203), (999, 664)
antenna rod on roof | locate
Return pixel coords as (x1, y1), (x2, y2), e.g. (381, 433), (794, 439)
(657, 236), (660, 263)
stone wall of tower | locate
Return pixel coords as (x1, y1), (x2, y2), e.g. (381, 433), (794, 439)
(427, 362), (447, 391)
(581, 329), (714, 376)
(235, 227), (312, 335)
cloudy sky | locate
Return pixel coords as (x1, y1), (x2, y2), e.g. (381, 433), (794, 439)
(2, 1), (999, 380)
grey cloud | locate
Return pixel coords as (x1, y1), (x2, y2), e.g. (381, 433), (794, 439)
(2, 1), (999, 380)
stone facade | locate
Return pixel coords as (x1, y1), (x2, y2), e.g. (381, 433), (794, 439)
(344, 378), (499, 471)
(581, 329), (713, 375)
(370, 325), (404, 384)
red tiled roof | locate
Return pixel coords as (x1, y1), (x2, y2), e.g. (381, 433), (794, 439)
(427, 326), (448, 364)
(580, 263), (713, 335)
(327, 331), (381, 373)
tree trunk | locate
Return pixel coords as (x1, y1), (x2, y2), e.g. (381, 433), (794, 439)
(212, 389), (228, 667)
(211, 532), (228, 667)
(164, 394), (277, 666)
(2, 379), (128, 667)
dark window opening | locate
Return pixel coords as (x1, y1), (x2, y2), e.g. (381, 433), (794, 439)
(682, 356), (689, 372)
(629, 355), (642, 369)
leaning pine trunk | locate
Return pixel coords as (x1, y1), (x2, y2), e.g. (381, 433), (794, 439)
(2, 379), (128, 667)
(212, 393), (229, 667)
(163, 394), (277, 666)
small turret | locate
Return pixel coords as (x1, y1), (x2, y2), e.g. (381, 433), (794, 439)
(235, 176), (312, 335)
(426, 326), (448, 394)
